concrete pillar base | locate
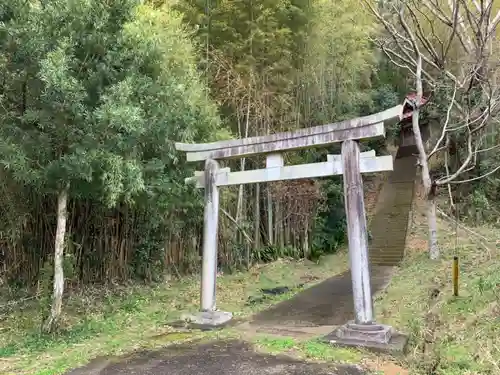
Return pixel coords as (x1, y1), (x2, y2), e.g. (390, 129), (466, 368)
(181, 310), (233, 331)
(322, 321), (408, 354)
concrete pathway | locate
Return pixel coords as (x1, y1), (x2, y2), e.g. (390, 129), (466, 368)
(66, 340), (366, 375)
(65, 267), (394, 375)
(246, 266), (395, 335)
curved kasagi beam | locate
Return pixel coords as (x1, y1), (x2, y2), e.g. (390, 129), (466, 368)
(175, 105), (403, 162)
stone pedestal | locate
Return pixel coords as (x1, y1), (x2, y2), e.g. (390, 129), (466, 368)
(323, 321), (408, 354)
(182, 310), (233, 331)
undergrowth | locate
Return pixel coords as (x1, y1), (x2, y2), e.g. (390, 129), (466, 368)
(375, 202), (500, 375)
(255, 336), (364, 364)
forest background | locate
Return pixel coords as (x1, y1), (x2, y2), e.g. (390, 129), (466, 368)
(0, 0), (498, 328)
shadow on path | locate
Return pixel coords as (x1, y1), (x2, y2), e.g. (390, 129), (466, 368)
(249, 266), (394, 328)
(66, 340), (366, 375)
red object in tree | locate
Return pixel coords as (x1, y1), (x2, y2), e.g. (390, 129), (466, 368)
(401, 93), (429, 121)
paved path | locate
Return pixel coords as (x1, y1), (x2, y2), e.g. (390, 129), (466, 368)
(66, 340), (366, 375)
(64, 267), (392, 375)
(244, 146), (414, 336)
(248, 266), (394, 330)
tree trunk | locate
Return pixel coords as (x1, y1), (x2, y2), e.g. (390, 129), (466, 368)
(267, 187), (274, 246)
(276, 200), (284, 249)
(253, 183), (260, 252)
(413, 54), (439, 259)
(427, 198), (439, 259)
(303, 217), (309, 259)
(236, 158), (246, 222)
(42, 184), (69, 333)
(236, 82), (251, 224)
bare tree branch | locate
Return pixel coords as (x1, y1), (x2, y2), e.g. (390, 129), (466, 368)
(365, 0), (500, 185)
(364, 0), (500, 258)
(447, 164), (500, 184)
(428, 82), (457, 159)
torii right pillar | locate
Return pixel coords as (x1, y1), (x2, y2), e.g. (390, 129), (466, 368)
(323, 140), (408, 354)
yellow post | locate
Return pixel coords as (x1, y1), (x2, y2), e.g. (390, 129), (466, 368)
(453, 256), (459, 296)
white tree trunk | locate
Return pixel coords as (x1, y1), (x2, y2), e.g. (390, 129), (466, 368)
(267, 187), (274, 246)
(413, 55), (439, 259)
(236, 158), (246, 222)
(253, 183), (260, 251)
(43, 184), (69, 333)
(427, 198), (439, 259)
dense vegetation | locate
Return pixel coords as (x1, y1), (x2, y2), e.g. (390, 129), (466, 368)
(0, 0), (498, 333)
(0, 0), (400, 293)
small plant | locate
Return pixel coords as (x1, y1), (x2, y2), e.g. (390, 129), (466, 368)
(300, 339), (362, 363)
(256, 336), (297, 353)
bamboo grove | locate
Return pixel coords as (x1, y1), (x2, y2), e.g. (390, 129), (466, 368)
(1, 0), (498, 303)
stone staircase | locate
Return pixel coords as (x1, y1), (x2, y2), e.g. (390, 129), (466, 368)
(368, 145), (418, 266)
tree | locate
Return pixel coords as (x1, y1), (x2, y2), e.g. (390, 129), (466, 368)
(175, 0), (312, 255)
(0, 0), (223, 331)
(363, 0), (500, 259)
(174, 0), (388, 260)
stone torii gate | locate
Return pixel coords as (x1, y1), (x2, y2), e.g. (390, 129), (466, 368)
(175, 105), (405, 350)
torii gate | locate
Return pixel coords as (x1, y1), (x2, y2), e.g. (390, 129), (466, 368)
(175, 105), (405, 349)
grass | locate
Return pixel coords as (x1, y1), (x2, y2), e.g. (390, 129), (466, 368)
(253, 335), (363, 364)
(0, 252), (349, 375)
(374, 199), (500, 375)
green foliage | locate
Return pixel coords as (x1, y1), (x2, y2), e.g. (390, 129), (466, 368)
(299, 0), (376, 124)
(256, 336), (297, 353)
(254, 245), (304, 263)
(172, 0), (402, 264)
(0, 0), (403, 286)
(175, 0), (312, 134)
(311, 179), (346, 257)
(0, 253), (348, 374)
(0, 0), (226, 283)
(0, 0), (221, 199)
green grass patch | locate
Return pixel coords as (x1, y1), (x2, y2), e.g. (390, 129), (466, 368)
(256, 336), (297, 353)
(253, 334), (363, 364)
(375, 211), (500, 375)
(300, 339), (363, 363)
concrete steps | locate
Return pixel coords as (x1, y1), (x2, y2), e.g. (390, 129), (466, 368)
(368, 145), (417, 266)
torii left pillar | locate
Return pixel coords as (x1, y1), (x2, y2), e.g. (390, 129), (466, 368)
(182, 159), (233, 329)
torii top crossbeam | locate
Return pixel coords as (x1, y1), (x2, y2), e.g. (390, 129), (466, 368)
(175, 105), (403, 162)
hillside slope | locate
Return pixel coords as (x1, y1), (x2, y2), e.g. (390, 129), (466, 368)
(374, 192), (500, 374)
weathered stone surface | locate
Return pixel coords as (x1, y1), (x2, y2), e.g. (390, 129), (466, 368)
(323, 328), (408, 355)
(369, 145), (417, 266)
(334, 321), (394, 344)
(181, 310), (233, 330)
(322, 321), (408, 354)
(175, 105), (403, 161)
